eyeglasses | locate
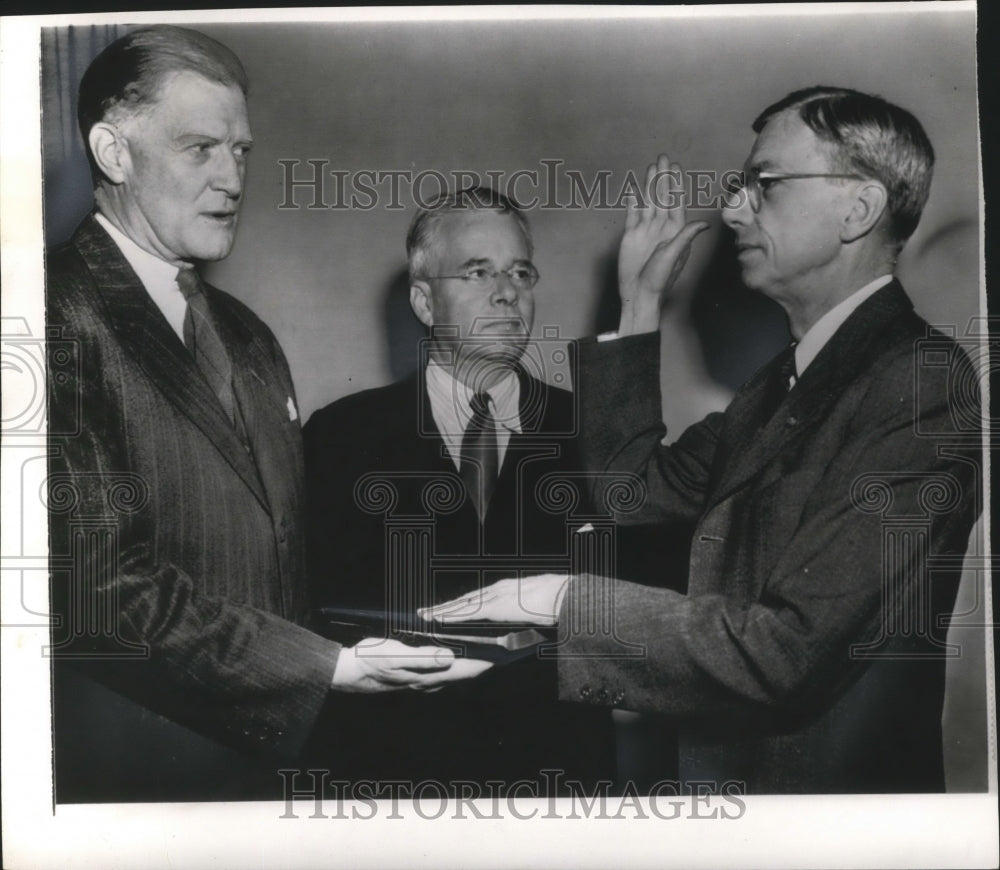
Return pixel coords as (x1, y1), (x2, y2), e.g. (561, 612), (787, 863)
(425, 263), (540, 290)
(722, 167), (866, 212)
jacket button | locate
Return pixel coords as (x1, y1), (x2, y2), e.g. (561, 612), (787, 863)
(579, 685), (592, 700)
(597, 688), (609, 703)
(613, 690), (625, 705)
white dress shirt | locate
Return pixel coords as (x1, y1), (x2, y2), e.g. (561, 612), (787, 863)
(95, 212), (189, 342)
(792, 274), (894, 384)
(425, 362), (522, 471)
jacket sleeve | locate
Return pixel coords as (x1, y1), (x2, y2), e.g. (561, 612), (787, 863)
(576, 331), (722, 525)
(557, 337), (979, 721)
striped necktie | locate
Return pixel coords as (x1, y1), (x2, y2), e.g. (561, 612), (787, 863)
(176, 267), (236, 425)
(761, 341), (798, 422)
(459, 391), (499, 522)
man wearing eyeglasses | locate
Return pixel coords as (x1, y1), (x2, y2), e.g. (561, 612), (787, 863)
(303, 187), (616, 793)
(425, 87), (981, 793)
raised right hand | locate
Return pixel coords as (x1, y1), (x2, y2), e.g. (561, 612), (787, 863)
(618, 154), (709, 336)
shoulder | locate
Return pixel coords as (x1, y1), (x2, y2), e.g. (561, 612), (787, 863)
(204, 283), (274, 341)
(520, 371), (575, 430)
(45, 239), (109, 340)
(202, 285), (296, 383)
(304, 377), (416, 441)
(849, 293), (978, 437)
(46, 237), (94, 306)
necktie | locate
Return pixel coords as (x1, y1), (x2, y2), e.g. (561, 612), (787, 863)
(459, 391), (499, 522)
(176, 267), (236, 425)
(761, 342), (798, 422)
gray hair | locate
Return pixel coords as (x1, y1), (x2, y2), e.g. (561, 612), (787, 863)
(406, 186), (533, 280)
(753, 86), (934, 247)
(78, 25), (248, 182)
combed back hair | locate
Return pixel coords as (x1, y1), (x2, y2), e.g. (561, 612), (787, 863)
(753, 85), (934, 246)
(406, 186), (533, 280)
(78, 25), (248, 182)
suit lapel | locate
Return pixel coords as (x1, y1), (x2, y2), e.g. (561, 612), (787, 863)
(708, 281), (914, 508)
(73, 216), (270, 510)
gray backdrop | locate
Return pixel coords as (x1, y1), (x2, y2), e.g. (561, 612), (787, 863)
(41, 9), (986, 790)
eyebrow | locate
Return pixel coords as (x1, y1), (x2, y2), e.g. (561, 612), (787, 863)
(174, 132), (255, 147)
(456, 257), (533, 270)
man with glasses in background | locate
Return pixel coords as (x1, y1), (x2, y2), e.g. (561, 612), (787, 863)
(303, 187), (616, 794)
(426, 87), (982, 793)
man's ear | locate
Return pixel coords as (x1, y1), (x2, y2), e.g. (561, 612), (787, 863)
(88, 122), (130, 185)
(409, 280), (435, 328)
(841, 180), (888, 243)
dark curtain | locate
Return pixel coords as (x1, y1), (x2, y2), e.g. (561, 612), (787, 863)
(41, 25), (129, 246)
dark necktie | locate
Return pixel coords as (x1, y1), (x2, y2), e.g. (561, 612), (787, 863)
(761, 341), (798, 422)
(459, 391), (499, 522)
(176, 267), (236, 425)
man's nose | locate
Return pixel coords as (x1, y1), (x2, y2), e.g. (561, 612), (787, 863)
(212, 150), (243, 198)
(721, 196), (751, 229)
(491, 272), (519, 304)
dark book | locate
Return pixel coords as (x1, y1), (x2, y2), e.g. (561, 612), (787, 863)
(314, 607), (553, 664)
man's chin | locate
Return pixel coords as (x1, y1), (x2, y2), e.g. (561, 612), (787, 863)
(184, 224), (238, 262)
(736, 266), (768, 294)
(454, 340), (527, 380)
(468, 336), (528, 360)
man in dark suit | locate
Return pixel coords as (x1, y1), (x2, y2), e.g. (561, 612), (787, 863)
(304, 188), (616, 792)
(46, 25), (488, 803)
(426, 87), (982, 793)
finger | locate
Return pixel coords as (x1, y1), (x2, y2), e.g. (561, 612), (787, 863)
(419, 578), (517, 621)
(647, 221), (710, 273)
(418, 599), (483, 621)
(642, 160), (659, 221)
(652, 160), (684, 228)
(431, 595), (512, 623)
(624, 189), (641, 231)
(673, 220), (710, 248)
(409, 657), (494, 688)
(651, 155), (674, 219)
(377, 645), (457, 673)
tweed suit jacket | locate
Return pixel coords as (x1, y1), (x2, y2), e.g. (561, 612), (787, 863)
(46, 215), (339, 780)
(303, 370), (617, 789)
(558, 281), (981, 793)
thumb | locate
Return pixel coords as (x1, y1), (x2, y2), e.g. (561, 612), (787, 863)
(433, 647), (456, 668)
(399, 646), (454, 669)
(653, 221), (709, 262)
(674, 221), (710, 248)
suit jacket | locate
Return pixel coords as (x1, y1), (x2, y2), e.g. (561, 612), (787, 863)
(303, 369), (617, 791)
(46, 215), (339, 801)
(558, 281), (980, 793)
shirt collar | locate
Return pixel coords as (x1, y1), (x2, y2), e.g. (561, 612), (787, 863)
(94, 212), (183, 294)
(425, 362), (522, 437)
(794, 275), (894, 377)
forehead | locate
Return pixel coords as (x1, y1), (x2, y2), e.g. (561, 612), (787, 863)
(748, 108), (833, 170)
(143, 70), (250, 134)
(434, 210), (528, 263)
